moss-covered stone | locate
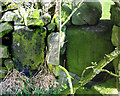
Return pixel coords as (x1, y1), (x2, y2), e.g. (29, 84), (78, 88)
(0, 45), (9, 58)
(1, 11), (18, 21)
(0, 22), (13, 38)
(72, 1), (102, 25)
(61, 5), (72, 26)
(66, 24), (113, 77)
(93, 77), (118, 94)
(47, 23), (56, 33)
(111, 25), (120, 92)
(27, 9), (44, 27)
(111, 25), (120, 47)
(12, 26), (46, 76)
(113, 56), (120, 92)
(4, 59), (14, 71)
(76, 77), (118, 95)
(0, 67), (7, 79)
(112, 0), (120, 7)
(110, 5), (120, 26)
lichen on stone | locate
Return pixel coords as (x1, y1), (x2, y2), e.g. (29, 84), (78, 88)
(12, 26), (46, 76)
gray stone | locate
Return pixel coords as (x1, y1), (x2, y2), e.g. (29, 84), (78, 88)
(72, 1), (102, 25)
(0, 45), (9, 58)
(47, 32), (65, 65)
(1, 11), (18, 21)
(0, 22), (13, 38)
(59, 69), (81, 91)
(46, 32), (59, 65)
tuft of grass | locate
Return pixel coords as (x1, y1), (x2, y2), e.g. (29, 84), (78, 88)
(0, 64), (60, 95)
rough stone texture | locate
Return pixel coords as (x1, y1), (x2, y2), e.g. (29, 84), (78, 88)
(66, 21), (114, 77)
(72, 1), (102, 25)
(12, 26), (46, 76)
(47, 32), (59, 65)
(0, 45), (9, 58)
(4, 59), (14, 71)
(0, 22), (13, 38)
(1, 11), (18, 21)
(111, 25), (120, 92)
(47, 31), (65, 66)
(47, 23), (56, 33)
(0, 67), (7, 79)
(110, 5), (120, 26)
(111, 25), (120, 47)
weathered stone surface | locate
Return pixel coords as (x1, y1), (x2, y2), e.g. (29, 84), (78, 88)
(0, 22), (13, 38)
(72, 1), (102, 25)
(61, 5), (72, 26)
(41, 13), (51, 25)
(1, 11), (18, 21)
(59, 69), (81, 89)
(66, 21), (113, 76)
(0, 45), (9, 58)
(4, 59), (14, 71)
(47, 32), (59, 65)
(47, 23), (56, 32)
(0, 67), (7, 79)
(111, 25), (120, 46)
(80, 20), (113, 40)
(111, 25), (120, 92)
(47, 31), (65, 66)
(27, 9), (44, 26)
(110, 5), (120, 26)
(12, 26), (46, 76)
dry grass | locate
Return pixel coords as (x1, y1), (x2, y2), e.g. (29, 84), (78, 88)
(0, 64), (59, 95)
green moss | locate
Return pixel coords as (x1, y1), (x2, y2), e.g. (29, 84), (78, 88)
(72, 1), (102, 25)
(0, 22), (13, 38)
(111, 25), (120, 47)
(113, 56), (120, 91)
(110, 5), (120, 26)
(93, 78), (118, 94)
(61, 5), (72, 25)
(0, 45), (9, 58)
(76, 86), (101, 95)
(0, 67), (8, 79)
(12, 27), (46, 72)
(66, 26), (113, 77)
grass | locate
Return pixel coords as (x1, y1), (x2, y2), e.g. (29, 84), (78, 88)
(0, 65), (60, 95)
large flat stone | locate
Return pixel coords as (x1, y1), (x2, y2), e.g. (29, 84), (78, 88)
(66, 21), (114, 77)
